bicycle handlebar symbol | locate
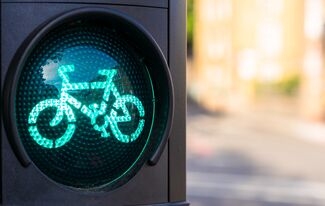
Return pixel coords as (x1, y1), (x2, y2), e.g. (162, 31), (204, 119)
(27, 65), (146, 149)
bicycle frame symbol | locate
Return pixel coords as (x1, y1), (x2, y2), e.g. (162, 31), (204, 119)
(27, 65), (145, 149)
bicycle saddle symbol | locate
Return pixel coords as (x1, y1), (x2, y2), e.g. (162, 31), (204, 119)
(27, 65), (145, 149)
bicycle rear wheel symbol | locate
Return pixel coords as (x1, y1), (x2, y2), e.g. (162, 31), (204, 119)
(27, 65), (145, 148)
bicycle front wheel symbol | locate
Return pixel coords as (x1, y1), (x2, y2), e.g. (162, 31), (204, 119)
(28, 99), (76, 148)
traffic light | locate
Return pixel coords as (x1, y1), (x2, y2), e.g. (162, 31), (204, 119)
(1, 1), (186, 205)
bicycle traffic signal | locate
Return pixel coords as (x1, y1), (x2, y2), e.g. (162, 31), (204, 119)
(1, 1), (186, 205)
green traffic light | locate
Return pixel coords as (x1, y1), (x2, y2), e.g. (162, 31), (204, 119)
(15, 20), (156, 189)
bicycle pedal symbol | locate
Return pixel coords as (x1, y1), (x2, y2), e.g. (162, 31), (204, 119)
(27, 65), (145, 148)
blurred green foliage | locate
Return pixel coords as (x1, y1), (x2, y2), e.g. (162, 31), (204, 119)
(256, 75), (301, 96)
(187, 0), (194, 50)
(275, 75), (301, 96)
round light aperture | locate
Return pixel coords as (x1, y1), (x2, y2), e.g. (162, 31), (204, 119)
(12, 14), (164, 190)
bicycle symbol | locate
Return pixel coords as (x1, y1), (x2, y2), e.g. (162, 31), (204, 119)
(27, 65), (145, 149)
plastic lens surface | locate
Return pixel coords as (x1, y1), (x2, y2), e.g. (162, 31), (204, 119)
(15, 20), (155, 189)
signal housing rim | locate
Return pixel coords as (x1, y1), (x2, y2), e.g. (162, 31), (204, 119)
(2, 7), (174, 191)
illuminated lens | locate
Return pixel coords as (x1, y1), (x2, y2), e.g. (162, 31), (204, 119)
(15, 19), (156, 189)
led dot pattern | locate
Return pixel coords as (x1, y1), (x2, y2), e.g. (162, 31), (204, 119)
(15, 20), (156, 190)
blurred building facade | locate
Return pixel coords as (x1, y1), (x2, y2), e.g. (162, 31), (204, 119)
(189, 0), (325, 120)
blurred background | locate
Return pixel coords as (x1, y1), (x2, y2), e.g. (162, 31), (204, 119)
(186, 0), (325, 205)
